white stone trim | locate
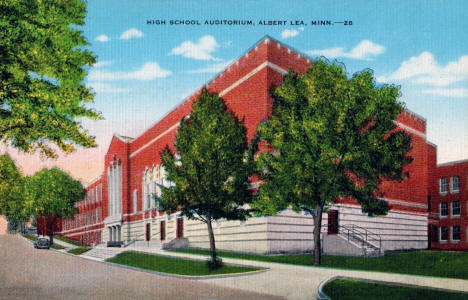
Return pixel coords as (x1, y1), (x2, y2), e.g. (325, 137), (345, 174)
(129, 61), (288, 158)
(393, 121), (426, 139)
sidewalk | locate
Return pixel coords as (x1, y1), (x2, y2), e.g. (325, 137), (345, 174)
(76, 246), (468, 300)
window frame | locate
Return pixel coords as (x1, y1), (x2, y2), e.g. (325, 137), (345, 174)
(450, 176), (460, 194)
(439, 177), (448, 195)
(451, 201), (461, 217)
(440, 226), (448, 242)
(451, 226), (461, 242)
(439, 202), (448, 218)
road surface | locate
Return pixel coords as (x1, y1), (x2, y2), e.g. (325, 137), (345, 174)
(0, 235), (284, 300)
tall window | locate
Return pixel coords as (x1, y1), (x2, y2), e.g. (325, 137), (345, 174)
(439, 178), (448, 194)
(108, 156), (122, 216)
(450, 176), (460, 194)
(133, 189), (138, 213)
(452, 226), (461, 241)
(440, 226), (448, 241)
(440, 202), (448, 217)
(452, 201), (461, 216)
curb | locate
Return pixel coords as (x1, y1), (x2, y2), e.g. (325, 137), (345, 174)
(316, 275), (468, 300)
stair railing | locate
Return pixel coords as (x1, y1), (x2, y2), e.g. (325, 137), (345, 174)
(339, 224), (382, 255)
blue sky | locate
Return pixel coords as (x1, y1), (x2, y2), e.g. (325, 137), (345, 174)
(14, 0), (468, 183)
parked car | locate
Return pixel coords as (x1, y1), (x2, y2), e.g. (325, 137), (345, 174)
(34, 237), (50, 249)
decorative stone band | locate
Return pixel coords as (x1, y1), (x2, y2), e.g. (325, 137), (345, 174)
(129, 61), (288, 158)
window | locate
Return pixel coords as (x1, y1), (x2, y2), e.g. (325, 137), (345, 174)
(440, 202), (448, 217)
(440, 226), (448, 241)
(439, 178), (448, 194)
(450, 176), (460, 193)
(133, 190), (138, 213)
(452, 226), (461, 241)
(452, 201), (461, 216)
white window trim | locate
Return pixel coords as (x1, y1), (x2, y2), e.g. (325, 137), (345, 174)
(450, 176), (460, 194)
(439, 226), (448, 243)
(451, 201), (461, 218)
(451, 226), (460, 242)
(439, 178), (448, 195)
(439, 202), (448, 218)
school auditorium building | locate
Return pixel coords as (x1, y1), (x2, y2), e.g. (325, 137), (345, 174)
(57, 36), (468, 255)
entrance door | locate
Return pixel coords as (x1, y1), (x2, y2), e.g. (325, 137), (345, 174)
(177, 218), (183, 239)
(145, 223), (150, 241)
(327, 210), (339, 234)
(428, 224), (438, 249)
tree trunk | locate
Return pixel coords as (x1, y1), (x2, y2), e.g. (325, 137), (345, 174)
(313, 203), (323, 266)
(206, 219), (217, 264)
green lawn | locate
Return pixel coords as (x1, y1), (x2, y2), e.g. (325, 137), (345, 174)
(50, 243), (65, 250)
(106, 251), (262, 276)
(54, 235), (83, 247)
(21, 234), (37, 242)
(322, 278), (468, 300)
(172, 249), (468, 280)
(68, 247), (90, 255)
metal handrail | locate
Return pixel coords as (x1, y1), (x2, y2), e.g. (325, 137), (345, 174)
(340, 224), (382, 255)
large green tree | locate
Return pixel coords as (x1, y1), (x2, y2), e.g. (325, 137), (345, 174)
(26, 167), (84, 243)
(159, 89), (256, 268)
(0, 0), (101, 158)
(254, 61), (413, 265)
(0, 154), (28, 226)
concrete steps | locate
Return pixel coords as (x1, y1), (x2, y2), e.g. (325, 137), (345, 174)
(81, 247), (125, 261)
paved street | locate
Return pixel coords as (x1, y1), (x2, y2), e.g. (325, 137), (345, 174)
(0, 235), (284, 300)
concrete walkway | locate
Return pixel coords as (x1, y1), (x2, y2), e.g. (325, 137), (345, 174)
(77, 246), (468, 300)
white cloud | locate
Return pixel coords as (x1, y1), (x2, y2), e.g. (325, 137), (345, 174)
(307, 40), (385, 60)
(281, 27), (304, 39)
(187, 61), (233, 74)
(378, 52), (468, 87)
(88, 62), (172, 81)
(95, 34), (110, 42)
(87, 82), (129, 93)
(170, 35), (220, 61)
(93, 61), (113, 68)
(423, 88), (468, 98)
(120, 28), (144, 40)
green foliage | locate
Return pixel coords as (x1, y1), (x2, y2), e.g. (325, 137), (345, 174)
(0, 154), (28, 221)
(254, 60), (412, 216)
(26, 167), (84, 218)
(159, 89), (256, 222)
(0, 0), (101, 158)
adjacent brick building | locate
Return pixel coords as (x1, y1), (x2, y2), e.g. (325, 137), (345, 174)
(57, 36), (467, 254)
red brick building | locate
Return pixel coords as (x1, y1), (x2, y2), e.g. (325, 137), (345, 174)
(57, 36), (466, 254)
(429, 160), (468, 250)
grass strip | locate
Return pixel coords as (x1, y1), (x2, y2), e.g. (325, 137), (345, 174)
(54, 235), (83, 247)
(50, 243), (65, 250)
(172, 248), (468, 280)
(106, 251), (261, 276)
(21, 234), (37, 242)
(322, 278), (468, 300)
(68, 247), (91, 255)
